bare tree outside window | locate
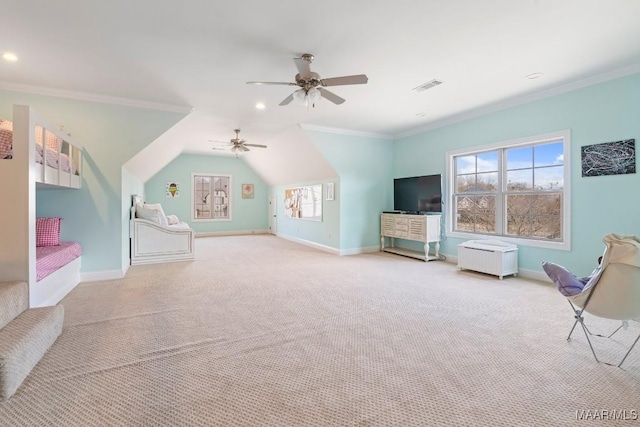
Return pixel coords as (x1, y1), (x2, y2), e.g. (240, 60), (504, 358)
(451, 137), (567, 245)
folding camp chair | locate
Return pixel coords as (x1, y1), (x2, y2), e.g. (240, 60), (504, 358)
(543, 233), (640, 368)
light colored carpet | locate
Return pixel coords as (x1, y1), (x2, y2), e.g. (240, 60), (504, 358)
(1, 235), (638, 426)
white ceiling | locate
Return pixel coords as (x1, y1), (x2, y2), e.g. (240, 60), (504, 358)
(3, 0), (640, 183)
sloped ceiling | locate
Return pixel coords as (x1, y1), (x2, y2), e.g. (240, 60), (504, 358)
(3, 0), (640, 184)
(241, 125), (337, 186)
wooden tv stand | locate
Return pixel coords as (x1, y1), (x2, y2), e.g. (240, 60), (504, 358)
(380, 213), (441, 261)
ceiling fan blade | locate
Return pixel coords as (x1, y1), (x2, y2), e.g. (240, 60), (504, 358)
(246, 81), (297, 86)
(279, 93), (295, 106)
(239, 145), (250, 152)
(318, 88), (346, 105)
(320, 74), (368, 87)
(294, 57), (312, 78)
(244, 143), (267, 148)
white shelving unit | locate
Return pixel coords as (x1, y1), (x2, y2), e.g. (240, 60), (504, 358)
(380, 213), (441, 261)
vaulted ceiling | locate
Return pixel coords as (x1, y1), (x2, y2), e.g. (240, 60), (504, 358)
(3, 1), (640, 184)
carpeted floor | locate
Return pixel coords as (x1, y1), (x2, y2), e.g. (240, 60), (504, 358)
(1, 235), (639, 426)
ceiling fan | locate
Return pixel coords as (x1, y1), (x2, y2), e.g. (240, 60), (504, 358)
(246, 53), (368, 107)
(210, 129), (266, 154)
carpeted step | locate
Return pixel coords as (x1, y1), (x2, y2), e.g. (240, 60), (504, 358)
(0, 281), (28, 331)
(0, 305), (64, 401)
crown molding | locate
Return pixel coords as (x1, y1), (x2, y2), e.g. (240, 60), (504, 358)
(298, 123), (394, 140)
(0, 81), (194, 114)
(395, 63), (640, 139)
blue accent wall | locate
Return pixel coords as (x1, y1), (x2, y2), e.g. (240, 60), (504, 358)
(0, 90), (187, 274)
(144, 153), (269, 233)
(394, 72), (640, 276)
(303, 131), (395, 251)
(271, 179), (340, 249)
(3, 72), (638, 278)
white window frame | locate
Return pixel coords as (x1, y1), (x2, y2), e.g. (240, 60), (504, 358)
(191, 173), (233, 222)
(446, 130), (571, 251)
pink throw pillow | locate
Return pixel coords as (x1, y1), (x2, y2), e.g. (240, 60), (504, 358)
(36, 217), (62, 247)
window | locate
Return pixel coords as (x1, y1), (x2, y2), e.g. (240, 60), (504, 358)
(192, 174), (231, 221)
(447, 131), (570, 250)
(284, 184), (322, 221)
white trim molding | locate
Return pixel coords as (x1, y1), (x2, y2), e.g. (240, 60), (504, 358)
(445, 129), (571, 251)
(196, 230), (270, 237)
(0, 81), (193, 113)
(340, 246), (381, 256)
(276, 233), (340, 255)
(443, 254), (553, 283)
(81, 268), (128, 282)
(396, 62), (640, 139)
(298, 123), (394, 140)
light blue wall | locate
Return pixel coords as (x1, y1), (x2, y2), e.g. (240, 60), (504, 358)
(394, 72), (640, 276)
(144, 153), (269, 233)
(304, 131), (395, 250)
(0, 90), (187, 274)
(272, 179), (340, 249)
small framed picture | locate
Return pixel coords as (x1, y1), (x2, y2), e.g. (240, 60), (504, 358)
(242, 183), (254, 199)
(326, 182), (335, 201)
(166, 182), (180, 198)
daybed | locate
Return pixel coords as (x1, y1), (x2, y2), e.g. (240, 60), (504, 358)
(0, 105), (84, 307)
(130, 195), (195, 265)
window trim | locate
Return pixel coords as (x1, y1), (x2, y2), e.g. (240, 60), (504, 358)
(446, 130), (571, 251)
(191, 173), (233, 222)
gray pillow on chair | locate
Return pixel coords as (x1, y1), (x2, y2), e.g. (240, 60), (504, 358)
(542, 261), (588, 297)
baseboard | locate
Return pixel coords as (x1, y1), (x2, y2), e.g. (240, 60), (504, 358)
(443, 254), (551, 283)
(274, 234), (383, 256)
(276, 233), (340, 255)
(196, 229), (270, 238)
(80, 268), (127, 282)
(340, 246), (381, 256)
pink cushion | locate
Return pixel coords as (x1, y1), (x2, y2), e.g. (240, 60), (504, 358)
(0, 119), (12, 158)
(36, 217), (62, 247)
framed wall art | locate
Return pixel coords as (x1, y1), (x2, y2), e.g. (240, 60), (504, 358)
(242, 183), (254, 199)
(165, 182), (180, 198)
(326, 182), (335, 201)
(581, 139), (635, 177)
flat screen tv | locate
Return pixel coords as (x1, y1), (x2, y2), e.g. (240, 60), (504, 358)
(393, 174), (442, 213)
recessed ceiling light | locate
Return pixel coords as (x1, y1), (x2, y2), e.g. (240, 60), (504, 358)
(2, 52), (18, 62)
(255, 102), (266, 110)
(526, 72), (543, 80)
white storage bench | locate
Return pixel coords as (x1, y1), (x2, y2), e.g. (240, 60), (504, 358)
(457, 240), (518, 279)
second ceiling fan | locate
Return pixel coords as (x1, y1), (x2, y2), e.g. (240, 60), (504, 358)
(247, 53), (368, 107)
(211, 129), (266, 154)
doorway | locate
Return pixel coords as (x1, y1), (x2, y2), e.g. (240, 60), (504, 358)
(269, 195), (277, 235)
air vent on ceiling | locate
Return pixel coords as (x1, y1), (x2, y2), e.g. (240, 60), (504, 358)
(413, 79), (444, 92)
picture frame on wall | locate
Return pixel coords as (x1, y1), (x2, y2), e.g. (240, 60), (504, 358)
(581, 139), (635, 177)
(165, 182), (180, 198)
(242, 183), (254, 199)
(326, 182), (335, 201)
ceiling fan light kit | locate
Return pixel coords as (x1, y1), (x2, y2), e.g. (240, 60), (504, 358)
(247, 53), (368, 108)
(293, 87), (321, 108)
